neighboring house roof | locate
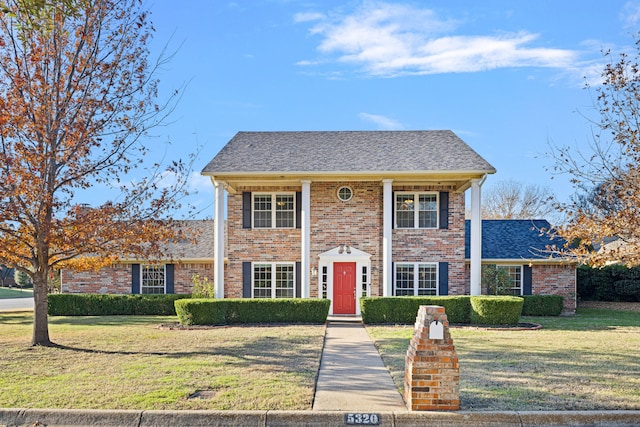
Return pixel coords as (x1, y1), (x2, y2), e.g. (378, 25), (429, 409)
(124, 220), (218, 262)
(465, 219), (567, 262)
(202, 131), (495, 191)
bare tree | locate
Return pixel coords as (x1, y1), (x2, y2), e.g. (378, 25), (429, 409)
(481, 179), (555, 220)
(549, 32), (640, 266)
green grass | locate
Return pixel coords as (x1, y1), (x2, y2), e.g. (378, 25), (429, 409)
(0, 314), (325, 410)
(367, 307), (640, 411)
(0, 287), (33, 299)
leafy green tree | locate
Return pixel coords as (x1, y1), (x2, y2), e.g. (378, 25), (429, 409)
(481, 264), (513, 295)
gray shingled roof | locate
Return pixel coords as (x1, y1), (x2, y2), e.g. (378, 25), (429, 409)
(202, 131), (495, 174)
(465, 219), (566, 260)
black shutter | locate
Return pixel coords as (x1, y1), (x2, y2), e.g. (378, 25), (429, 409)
(439, 191), (449, 229)
(295, 262), (301, 298)
(242, 192), (252, 229)
(242, 262), (252, 298)
(295, 192), (302, 229)
(131, 264), (140, 294)
(165, 264), (174, 294)
(438, 262), (449, 296)
(391, 262), (395, 296)
(391, 192), (395, 229)
(523, 265), (533, 295)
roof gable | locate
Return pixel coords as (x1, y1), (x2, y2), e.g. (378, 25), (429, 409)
(465, 219), (566, 261)
(202, 131), (495, 176)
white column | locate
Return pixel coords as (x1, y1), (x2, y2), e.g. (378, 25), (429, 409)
(382, 179), (393, 297)
(301, 180), (311, 298)
(470, 177), (484, 296)
(213, 180), (226, 299)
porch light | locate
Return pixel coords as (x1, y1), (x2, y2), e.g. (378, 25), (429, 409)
(311, 266), (318, 277)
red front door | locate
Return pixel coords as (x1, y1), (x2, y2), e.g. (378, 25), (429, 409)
(333, 262), (356, 315)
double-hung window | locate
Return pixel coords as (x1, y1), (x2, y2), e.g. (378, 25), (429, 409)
(395, 192), (438, 229)
(253, 193), (295, 228)
(141, 264), (165, 294)
(497, 265), (523, 295)
(394, 263), (438, 296)
(252, 263), (295, 298)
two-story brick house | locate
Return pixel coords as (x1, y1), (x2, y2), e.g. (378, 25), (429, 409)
(202, 130), (499, 315)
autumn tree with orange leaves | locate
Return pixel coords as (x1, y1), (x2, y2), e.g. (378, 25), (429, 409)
(550, 33), (640, 267)
(0, 0), (192, 346)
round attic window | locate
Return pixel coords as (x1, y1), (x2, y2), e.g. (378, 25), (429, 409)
(337, 186), (353, 202)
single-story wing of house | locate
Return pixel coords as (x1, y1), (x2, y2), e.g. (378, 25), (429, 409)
(60, 220), (215, 295)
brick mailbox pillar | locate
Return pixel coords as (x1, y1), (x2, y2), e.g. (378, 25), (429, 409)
(404, 305), (460, 411)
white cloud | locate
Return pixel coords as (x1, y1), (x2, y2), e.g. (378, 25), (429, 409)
(358, 112), (404, 130)
(188, 172), (213, 194)
(622, 1), (640, 28)
(297, 1), (578, 77)
(294, 12), (325, 23)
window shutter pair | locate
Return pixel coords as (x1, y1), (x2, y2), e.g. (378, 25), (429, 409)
(242, 192), (302, 229)
(131, 264), (174, 294)
(241, 261), (301, 298)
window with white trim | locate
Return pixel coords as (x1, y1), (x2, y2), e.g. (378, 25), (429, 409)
(395, 192), (438, 229)
(252, 263), (295, 298)
(253, 193), (295, 228)
(497, 265), (522, 296)
(394, 263), (438, 296)
(141, 264), (165, 294)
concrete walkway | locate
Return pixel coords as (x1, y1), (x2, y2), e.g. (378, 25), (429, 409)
(313, 318), (407, 412)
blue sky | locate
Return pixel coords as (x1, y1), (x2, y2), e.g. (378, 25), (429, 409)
(138, 0), (640, 218)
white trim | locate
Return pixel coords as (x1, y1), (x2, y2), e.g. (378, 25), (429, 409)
(252, 192), (296, 229)
(318, 246), (372, 315)
(394, 191), (439, 229)
(496, 264), (524, 296)
(337, 186), (353, 202)
(382, 179), (393, 297)
(301, 180), (311, 298)
(213, 180), (225, 299)
(140, 264), (166, 294)
(251, 262), (296, 298)
(393, 262), (439, 296)
(470, 177), (483, 295)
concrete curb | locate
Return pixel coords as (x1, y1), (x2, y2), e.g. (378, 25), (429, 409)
(2, 409), (640, 426)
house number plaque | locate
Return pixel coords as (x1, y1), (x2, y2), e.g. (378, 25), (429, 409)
(345, 413), (381, 425)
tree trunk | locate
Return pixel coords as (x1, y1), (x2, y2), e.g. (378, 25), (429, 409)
(31, 273), (52, 346)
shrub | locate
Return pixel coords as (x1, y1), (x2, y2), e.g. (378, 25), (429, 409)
(360, 296), (471, 324)
(470, 296), (523, 325)
(48, 294), (188, 316)
(577, 264), (640, 302)
(482, 264), (513, 295)
(191, 274), (215, 298)
(174, 298), (331, 326)
(521, 295), (564, 316)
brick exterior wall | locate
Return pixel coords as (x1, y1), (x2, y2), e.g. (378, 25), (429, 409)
(405, 305), (460, 411)
(225, 183), (468, 298)
(463, 263), (577, 313)
(61, 262), (213, 294)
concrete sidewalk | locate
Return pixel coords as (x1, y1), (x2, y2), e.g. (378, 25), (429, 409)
(312, 318), (407, 412)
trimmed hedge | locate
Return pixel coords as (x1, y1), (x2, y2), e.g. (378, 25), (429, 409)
(521, 295), (564, 316)
(470, 296), (523, 325)
(48, 294), (188, 316)
(174, 298), (331, 325)
(578, 264), (640, 302)
(360, 296), (471, 324)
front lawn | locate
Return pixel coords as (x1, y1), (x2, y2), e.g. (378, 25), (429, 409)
(367, 307), (640, 411)
(0, 314), (325, 410)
